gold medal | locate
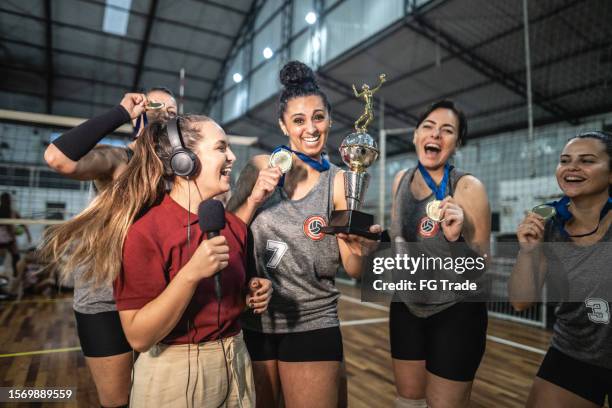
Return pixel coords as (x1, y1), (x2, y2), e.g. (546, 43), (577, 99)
(145, 101), (165, 110)
(269, 149), (293, 174)
(532, 204), (556, 220)
(426, 199), (444, 222)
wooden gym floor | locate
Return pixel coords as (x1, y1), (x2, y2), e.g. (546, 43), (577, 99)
(0, 282), (582, 408)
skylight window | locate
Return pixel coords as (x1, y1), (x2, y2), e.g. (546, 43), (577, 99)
(102, 0), (132, 36)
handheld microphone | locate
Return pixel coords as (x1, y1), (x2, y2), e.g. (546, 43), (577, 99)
(198, 199), (226, 302)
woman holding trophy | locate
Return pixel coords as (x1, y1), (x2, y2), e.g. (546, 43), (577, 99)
(228, 60), (380, 408)
(389, 100), (491, 408)
(510, 131), (612, 408)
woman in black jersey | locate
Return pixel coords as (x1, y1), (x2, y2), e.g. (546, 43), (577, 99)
(42, 88), (176, 408)
(511, 131), (612, 408)
(389, 100), (491, 408)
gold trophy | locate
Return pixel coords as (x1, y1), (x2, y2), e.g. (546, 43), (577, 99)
(321, 74), (386, 239)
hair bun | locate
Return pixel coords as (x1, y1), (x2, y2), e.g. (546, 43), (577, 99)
(280, 60), (317, 89)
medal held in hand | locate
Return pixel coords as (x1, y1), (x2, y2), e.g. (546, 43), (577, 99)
(269, 147), (293, 174)
(145, 101), (165, 110)
(426, 200), (444, 222)
(320, 74), (386, 240)
(531, 204), (556, 220)
(418, 162), (453, 223)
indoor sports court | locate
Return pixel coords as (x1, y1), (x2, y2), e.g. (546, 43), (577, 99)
(1, 0), (611, 407)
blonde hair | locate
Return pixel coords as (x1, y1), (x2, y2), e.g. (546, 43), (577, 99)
(39, 115), (211, 286)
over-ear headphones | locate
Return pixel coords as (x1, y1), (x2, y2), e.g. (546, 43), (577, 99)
(166, 117), (199, 177)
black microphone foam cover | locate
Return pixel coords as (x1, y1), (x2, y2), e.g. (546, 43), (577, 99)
(198, 199), (226, 234)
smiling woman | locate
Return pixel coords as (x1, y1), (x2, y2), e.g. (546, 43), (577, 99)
(389, 99), (491, 408)
(38, 88), (177, 408)
(556, 132), (612, 198)
(227, 60), (381, 408)
(510, 131), (612, 407)
(40, 115), (271, 407)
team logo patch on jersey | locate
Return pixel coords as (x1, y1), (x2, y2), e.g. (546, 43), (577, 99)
(303, 215), (327, 241)
(418, 216), (439, 238)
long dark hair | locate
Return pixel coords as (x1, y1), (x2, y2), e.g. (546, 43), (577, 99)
(415, 99), (467, 144)
(147, 86), (175, 98)
(278, 60), (331, 121)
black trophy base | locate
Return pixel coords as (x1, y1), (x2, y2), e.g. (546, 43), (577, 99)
(321, 209), (379, 240)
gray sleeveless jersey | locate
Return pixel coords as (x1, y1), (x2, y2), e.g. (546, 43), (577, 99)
(544, 219), (612, 369)
(72, 267), (116, 314)
(390, 166), (474, 318)
(242, 165), (341, 333)
(72, 146), (134, 314)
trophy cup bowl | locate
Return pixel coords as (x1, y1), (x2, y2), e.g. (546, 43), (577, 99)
(321, 132), (380, 240)
(340, 132), (379, 171)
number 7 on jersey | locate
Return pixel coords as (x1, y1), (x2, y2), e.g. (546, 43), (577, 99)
(266, 240), (288, 269)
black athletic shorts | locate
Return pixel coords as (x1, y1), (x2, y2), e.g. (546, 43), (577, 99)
(389, 301), (488, 382)
(74, 310), (132, 357)
(243, 326), (343, 362)
(537, 346), (612, 406)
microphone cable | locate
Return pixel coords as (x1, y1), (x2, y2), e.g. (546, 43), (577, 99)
(216, 296), (231, 408)
(187, 185), (231, 407)
(185, 180), (192, 408)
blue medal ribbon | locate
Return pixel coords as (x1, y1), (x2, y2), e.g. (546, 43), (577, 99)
(547, 195), (612, 238)
(272, 145), (330, 187)
(132, 112), (148, 139)
(417, 162), (452, 200)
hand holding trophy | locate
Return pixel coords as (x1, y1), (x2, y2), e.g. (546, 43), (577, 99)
(321, 74), (386, 240)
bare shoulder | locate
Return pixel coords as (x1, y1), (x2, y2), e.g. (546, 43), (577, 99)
(94, 144), (129, 157)
(455, 174), (487, 197)
(392, 169), (408, 195)
(91, 144), (131, 171)
(455, 174), (490, 218)
(393, 169), (408, 183)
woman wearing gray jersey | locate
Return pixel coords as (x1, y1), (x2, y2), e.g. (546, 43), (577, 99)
(228, 61), (379, 408)
(389, 100), (491, 408)
(511, 131), (612, 407)
(42, 88), (177, 408)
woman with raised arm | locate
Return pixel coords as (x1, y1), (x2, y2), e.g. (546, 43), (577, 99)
(41, 115), (271, 407)
(389, 100), (491, 408)
(228, 61), (379, 408)
(41, 87), (176, 407)
(510, 131), (612, 408)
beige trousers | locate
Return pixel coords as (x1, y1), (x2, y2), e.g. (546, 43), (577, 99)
(129, 331), (255, 408)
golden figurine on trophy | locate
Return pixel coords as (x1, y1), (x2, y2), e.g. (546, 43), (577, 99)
(321, 74), (387, 239)
(352, 74), (387, 133)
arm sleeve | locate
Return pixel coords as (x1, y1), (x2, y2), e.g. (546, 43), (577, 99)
(114, 228), (167, 311)
(53, 105), (131, 161)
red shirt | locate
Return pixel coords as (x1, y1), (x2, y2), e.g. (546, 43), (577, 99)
(114, 195), (247, 344)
